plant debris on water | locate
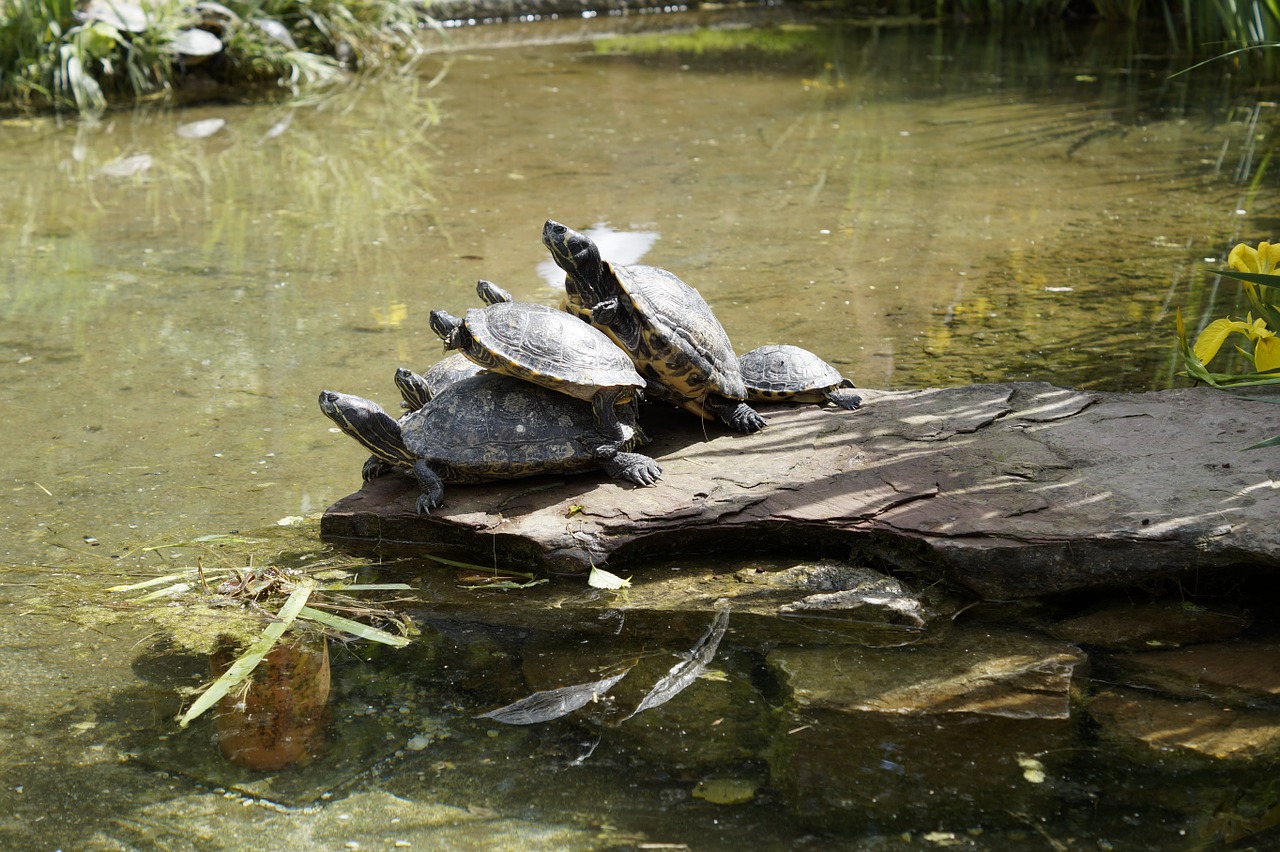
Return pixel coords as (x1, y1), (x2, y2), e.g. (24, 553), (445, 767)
(26, 533), (417, 726)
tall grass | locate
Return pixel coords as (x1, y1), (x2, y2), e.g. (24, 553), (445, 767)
(0, 0), (427, 115)
(935, 0), (1280, 63)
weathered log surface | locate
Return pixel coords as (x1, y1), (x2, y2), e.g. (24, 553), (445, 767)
(321, 382), (1280, 599)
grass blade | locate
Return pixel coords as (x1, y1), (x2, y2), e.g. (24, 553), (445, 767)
(177, 580), (314, 728)
(297, 606), (410, 646)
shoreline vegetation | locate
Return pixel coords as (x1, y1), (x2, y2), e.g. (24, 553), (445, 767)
(3, 1), (1280, 114)
(0, 0), (434, 114)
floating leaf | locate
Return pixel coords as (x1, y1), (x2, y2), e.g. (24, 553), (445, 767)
(298, 606), (410, 647)
(477, 668), (631, 725)
(588, 564), (631, 590)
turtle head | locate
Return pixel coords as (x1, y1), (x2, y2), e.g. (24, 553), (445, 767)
(318, 390), (406, 462)
(476, 279), (514, 305)
(429, 310), (465, 350)
(542, 219), (602, 278)
(543, 219), (606, 306)
(393, 367), (433, 411)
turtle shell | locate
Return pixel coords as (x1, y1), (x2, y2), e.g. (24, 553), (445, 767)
(421, 353), (484, 399)
(607, 264), (747, 409)
(461, 302), (643, 402)
(400, 373), (639, 481)
(739, 345), (846, 398)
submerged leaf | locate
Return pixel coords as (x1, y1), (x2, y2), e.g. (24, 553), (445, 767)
(477, 668), (631, 725)
(177, 581), (314, 728)
(625, 603), (731, 720)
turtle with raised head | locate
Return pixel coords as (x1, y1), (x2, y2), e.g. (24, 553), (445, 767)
(318, 372), (662, 513)
(739, 345), (862, 410)
(541, 219), (765, 433)
(429, 284), (645, 456)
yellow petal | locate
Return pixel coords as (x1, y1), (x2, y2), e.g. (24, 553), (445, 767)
(1229, 243), (1261, 274)
(1255, 336), (1280, 372)
(1260, 242), (1280, 273)
(1193, 317), (1247, 364)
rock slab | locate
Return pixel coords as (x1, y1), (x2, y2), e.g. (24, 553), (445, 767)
(321, 382), (1280, 598)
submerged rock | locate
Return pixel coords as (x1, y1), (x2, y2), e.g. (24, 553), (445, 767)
(323, 383), (1280, 600)
(765, 623), (1085, 829)
(767, 623), (1084, 719)
(1050, 600), (1253, 651)
(1110, 640), (1280, 706)
(1088, 688), (1280, 764)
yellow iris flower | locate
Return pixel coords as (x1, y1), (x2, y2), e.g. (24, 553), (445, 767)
(1187, 241), (1280, 374)
(1193, 313), (1280, 372)
(1227, 240), (1280, 275)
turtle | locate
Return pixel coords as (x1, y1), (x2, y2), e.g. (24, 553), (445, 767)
(429, 286), (646, 456)
(738, 345), (862, 410)
(541, 219), (765, 434)
(318, 372), (662, 513)
(396, 354), (485, 412)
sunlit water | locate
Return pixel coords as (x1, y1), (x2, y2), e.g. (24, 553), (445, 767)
(1, 9), (1276, 850)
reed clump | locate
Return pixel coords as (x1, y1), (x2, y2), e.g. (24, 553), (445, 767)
(0, 0), (428, 114)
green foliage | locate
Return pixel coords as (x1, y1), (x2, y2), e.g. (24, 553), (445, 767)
(0, 0), (426, 114)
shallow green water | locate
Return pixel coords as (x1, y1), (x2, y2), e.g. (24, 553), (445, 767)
(1, 10), (1276, 850)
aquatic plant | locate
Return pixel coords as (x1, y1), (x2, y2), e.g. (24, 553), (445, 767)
(0, 0), (428, 114)
(1177, 241), (1280, 448)
(1180, 241), (1280, 383)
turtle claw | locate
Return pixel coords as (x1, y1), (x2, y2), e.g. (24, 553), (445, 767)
(415, 493), (443, 514)
(412, 460), (445, 514)
(604, 452), (663, 486)
(362, 456), (394, 481)
(724, 401), (767, 433)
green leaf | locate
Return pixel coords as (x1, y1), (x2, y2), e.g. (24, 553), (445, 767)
(1214, 269), (1280, 288)
(177, 581), (314, 728)
(297, 606), (410, 646)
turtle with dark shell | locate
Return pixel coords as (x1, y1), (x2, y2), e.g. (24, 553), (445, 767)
(739, 345), (862, 410)
(541, 219), (765, 433)
(318, 372), (661, 513)
(429, 283), (645, 456)
(395, 355), (485, 412)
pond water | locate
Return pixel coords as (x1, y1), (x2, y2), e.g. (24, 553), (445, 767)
(2, 8), (1277, 850)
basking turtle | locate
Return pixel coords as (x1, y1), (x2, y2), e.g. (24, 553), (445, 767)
(476, 278), (514, 305)
(396, 355), (485, 412)
(739, 345), (862, 410)
(541, 219), (765, 433)
(318, 373), (662, 513)
(429, 289), (645, 456)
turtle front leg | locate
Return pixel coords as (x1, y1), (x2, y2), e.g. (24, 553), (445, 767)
(411, 459), (446, 513)
(362, 455), (396, 481)
(824, 388), (863, 410)
(706, 396), (767, 433)
(591, 298), (645, 352)
(590, 388), (633, 456)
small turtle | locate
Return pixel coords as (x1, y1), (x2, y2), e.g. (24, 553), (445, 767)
(541, 219), (765, 434)
(429, 286), (645, 456)
(396, 354), (485, 412)
(739, 345), (862, 410)
(476, 278), (514, 305)
(318, 373), (662, 513)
